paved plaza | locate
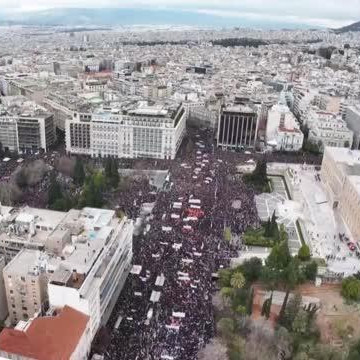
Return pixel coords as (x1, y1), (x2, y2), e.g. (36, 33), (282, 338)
(255, 175), (302, 255)
(295, 168), (360, 276)
(254, 166), (360, 276)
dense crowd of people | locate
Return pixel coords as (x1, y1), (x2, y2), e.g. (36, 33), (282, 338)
(0, 150), (63, 208)
(105, 130), (263, 360)
(0, 131), (323, 360)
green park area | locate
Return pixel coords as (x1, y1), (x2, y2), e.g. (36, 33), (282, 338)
(243, 211), (284, 247)
(211, 212), (360, 359)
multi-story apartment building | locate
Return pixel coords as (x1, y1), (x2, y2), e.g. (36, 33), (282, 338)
(185, 98), (222, 130)
(143, 84), (172, 99)
(266, 104), (304, 151)
(0, 117), (18, 152)
(305, 110), (353, 150)
(321, 147), (360, 241)
(292, 85), (317, 122)
(43, 88), (95, 131)
(0, 257), (8, 321)
(345, 105), (360, 150)
(47, 208), (133, 339)
(66, 101), (186, 160)
(0, 206), (133, 339)
(313, 94), (342, 115)
(0, 96), (55, 153)
(217, 105), (259, 149)
(3, 249), (52, 325)
(83, 78), (108, 92)
(0, 206), (66, 262)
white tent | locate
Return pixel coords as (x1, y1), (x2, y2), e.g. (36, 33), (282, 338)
(150, 291), (161, 303)
(177, 271), (189, 277)
(114, 315), (123, 329)
(155, 274), (165, 287)
(147, 308), (154, 320)
(165, 324), (180, 331)
(172, 312), (185, 318)
(189, 199), (201, 205)
(190, 205), (201, 209)
(130, 265), (142, 275)
(173, 202), (182, 209)
(181, 258), (194, 264)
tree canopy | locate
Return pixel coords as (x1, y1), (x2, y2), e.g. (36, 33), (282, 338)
(244, 157), (269, 191)
(266, 240), (291, 271)
(48, 173), (62, 206)
(104, 158), (120, 188)
(73, 157), (85, 186)
(298, 244), (311, 261)
(341, 277), (360, 301)
(78, 172), (105, 208)
(239, 257), (263, 283)
(230, 272), (245, 289)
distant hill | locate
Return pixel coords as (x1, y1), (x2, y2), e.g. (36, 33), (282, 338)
(334, 21), (360, 33)
(0, 8), (318, 29)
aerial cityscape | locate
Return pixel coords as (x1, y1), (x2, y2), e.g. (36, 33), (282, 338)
(0, 1), (360, 359)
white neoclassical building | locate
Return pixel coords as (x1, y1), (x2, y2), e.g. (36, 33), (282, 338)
(266, 104), (304, 152)
(66, 101), (186, 160)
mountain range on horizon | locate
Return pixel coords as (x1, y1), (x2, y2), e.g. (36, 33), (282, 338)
(334, 20), (360, 33)
(0, 8), (358, 32)
(0, 8), (334, 30)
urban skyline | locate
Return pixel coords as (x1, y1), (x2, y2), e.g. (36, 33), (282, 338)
(0, 1), (359, 28)
(0, 7), (360, 360)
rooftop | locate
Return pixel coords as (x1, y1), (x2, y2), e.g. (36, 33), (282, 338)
(3, 249), (58, 277)
(0, 96), (51, 119)
(325, 147), (360, 168)
(223, 105), (255, 114)
(0, 206), (128, 283)
(348, 175), (360, 195)
(0, 306), (89, 360)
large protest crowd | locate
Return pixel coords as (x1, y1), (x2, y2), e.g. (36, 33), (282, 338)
(0, 129), (322, 360)
(104, 130), (265, 360)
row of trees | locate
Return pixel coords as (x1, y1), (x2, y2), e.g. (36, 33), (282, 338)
(212, 38), (269, 48)
(217, 258), (261, 359)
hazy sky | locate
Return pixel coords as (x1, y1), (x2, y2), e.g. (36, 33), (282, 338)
(1, 0), (359, 27)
